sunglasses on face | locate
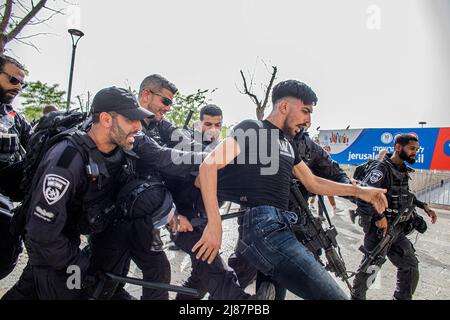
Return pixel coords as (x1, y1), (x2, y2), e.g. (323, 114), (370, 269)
(148, 89), (173, 107)
(0, 71), (28, 89)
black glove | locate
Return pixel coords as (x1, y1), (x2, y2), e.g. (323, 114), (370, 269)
(413, 215), (427, 234)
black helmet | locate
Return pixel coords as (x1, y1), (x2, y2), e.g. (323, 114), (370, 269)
(116, 179), (175, 228)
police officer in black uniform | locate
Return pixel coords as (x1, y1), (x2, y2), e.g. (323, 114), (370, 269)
(0, 55), (32, 285)
(88, 128), (207, 300)
(104, 74), (202, 300)
(351, 133), (437, 300)
(14, 87), (152, 299)
(138, 74), (191, 148)
(111, 74), (180, 300)
(108, 74), (199, 300)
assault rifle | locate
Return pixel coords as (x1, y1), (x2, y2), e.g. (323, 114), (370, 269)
(358, 194), (414, 274)
(289, 181), (352, 290)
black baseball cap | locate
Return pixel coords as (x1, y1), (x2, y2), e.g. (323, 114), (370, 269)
(91, 86), (154, 120)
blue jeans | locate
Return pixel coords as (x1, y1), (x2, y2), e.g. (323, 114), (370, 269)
(238, 206), (348, 300)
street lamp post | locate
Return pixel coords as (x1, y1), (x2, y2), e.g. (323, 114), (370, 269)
(419, 121), (427, 128)
(66, 29), (84, 111)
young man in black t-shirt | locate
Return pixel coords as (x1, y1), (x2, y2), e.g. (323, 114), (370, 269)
(194, 80), (389, 300)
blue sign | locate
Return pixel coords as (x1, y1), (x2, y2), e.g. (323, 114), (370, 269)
(319, 127), (447, 170)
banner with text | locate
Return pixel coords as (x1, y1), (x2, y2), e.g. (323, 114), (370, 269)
(319, 127), (450, 171)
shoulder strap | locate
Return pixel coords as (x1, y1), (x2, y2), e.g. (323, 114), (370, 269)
(67, 131), (101, 181)
(379, 159), (394, 186)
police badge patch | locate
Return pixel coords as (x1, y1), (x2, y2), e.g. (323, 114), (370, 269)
(369, 169), (384, 184)
(43, 174), (70, 205)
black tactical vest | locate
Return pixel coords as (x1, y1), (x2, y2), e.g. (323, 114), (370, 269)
(63, 132), (137, 235)
(382, 159), (415, 222)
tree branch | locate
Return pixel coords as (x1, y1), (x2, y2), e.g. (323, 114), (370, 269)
(13, 0), (31, 17)
(7, 0), (48, 41)
(0, 0), (13, 34)
(240, 69), (261, 109)
(16, 32), (52, 40)
(27, 8), (64, 26)
(13, 37), (41, 53)
(42, 5), (64, 15)
(261, 66), (277, 110)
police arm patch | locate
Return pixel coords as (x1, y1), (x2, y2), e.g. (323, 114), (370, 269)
(369, 169), (384, 184)
(43, 174), (70, 205)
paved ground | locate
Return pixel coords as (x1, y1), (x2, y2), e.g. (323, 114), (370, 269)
(2, 199), (450, 300)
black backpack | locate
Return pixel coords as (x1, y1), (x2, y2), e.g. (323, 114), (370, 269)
(20, 110), (88, 196)
(353, 159), (381, 182)
(353, 158), (395, 188)
(9, 111), (88, 237)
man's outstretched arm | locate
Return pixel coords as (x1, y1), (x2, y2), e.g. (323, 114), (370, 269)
(293, 161), (388, 214)
(193, 137), (240, 264)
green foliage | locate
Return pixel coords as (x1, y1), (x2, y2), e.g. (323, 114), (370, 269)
(20, 81), (66, 122)
(221, 124), (231, 139)
(165, 89), (217, 128)
(23, 106), (45, 123)
(21, 81), (66, 109)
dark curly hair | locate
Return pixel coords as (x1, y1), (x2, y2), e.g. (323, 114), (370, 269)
(271, 80), (318, 107)
(394, 133), (419, 146)
(200, 104), (222, 120)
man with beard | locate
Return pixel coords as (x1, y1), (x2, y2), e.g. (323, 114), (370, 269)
(0, 55), (32, 292)
(104, 74), (198, 300)
(226, 121), (354, 299)
(0, 55), (31, 166)
(138, 74), (186, 147)
(351, 133), (437, 300)
(18, 87), (153, 299)
(119, 74), (204, 300)
(112, 74), (180, 300)
(195, 80), (389, 300)
(0, 55), (32, 175)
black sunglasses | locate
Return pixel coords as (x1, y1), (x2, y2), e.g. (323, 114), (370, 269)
(148, 89), (173, 107)
(0, 71), (27, 89)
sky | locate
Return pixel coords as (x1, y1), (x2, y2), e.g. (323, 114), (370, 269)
(7, 0), (450, 137)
